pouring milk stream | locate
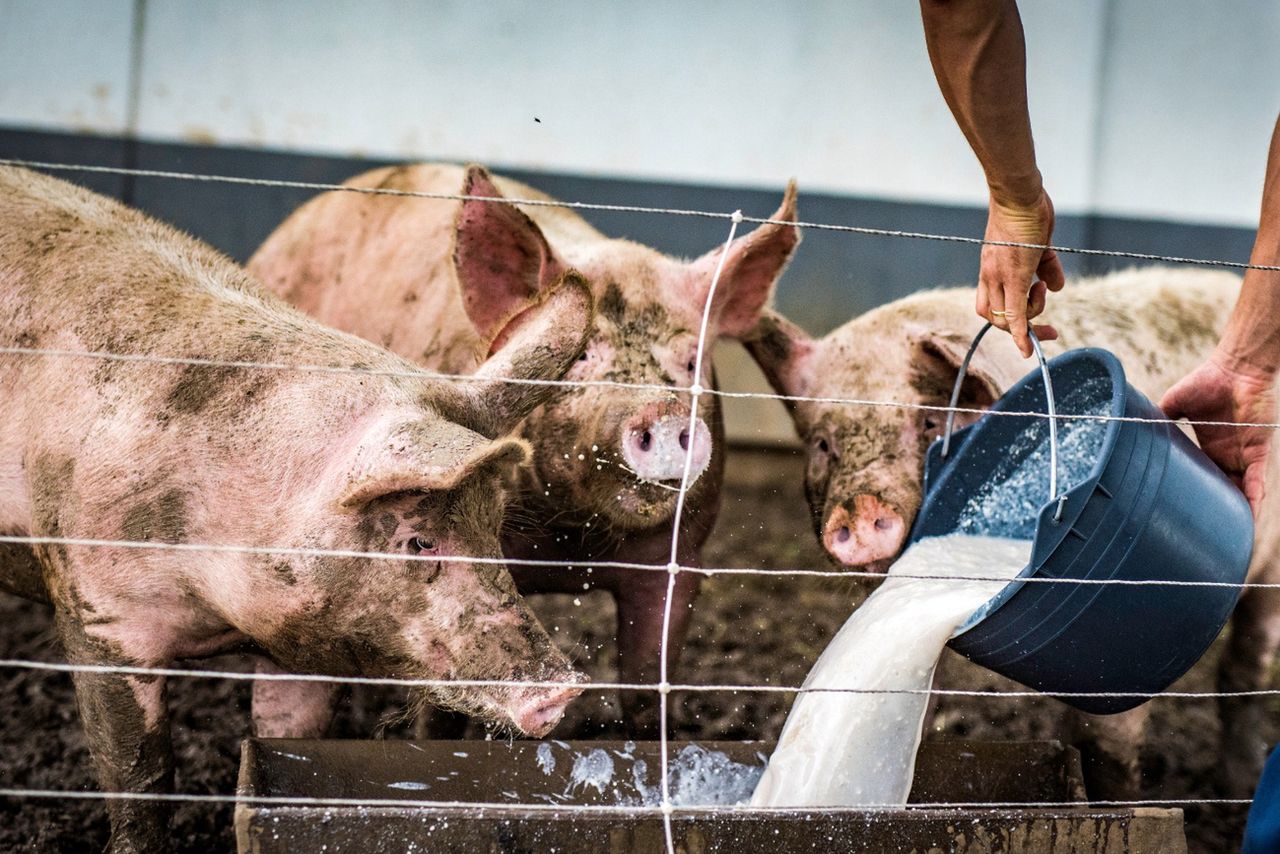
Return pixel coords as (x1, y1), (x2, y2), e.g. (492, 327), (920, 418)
(750, 534), (1031, 807)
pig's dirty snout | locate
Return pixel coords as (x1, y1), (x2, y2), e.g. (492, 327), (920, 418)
(622, 412), (711, 484)
(823, 495), (907, 568)
(512, 683), (586, 737)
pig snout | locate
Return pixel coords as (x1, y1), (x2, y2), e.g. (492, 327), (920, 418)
(823, 494), (907, 567)
(511, 681), (586, 737)
(622, 410), (712, 484)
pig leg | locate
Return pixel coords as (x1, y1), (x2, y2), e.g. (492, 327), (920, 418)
(615, 567), (703, 737)
(250, 658), (341, 738)
(1067, 705), (1147, 799)
(58, 614), (174, 854)
(1217, 584), (1280, 796)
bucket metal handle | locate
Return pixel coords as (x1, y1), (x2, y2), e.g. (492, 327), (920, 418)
(939, 323), (1064, 517)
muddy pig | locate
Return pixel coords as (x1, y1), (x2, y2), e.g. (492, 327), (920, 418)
(0, 165), (591, 852)
(745, 267), (1262, 797)
(249, 163), (800, 733)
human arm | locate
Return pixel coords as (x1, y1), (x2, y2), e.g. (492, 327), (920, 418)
(919, 0), (1065, 356)
(1159, 115), (1280, 515)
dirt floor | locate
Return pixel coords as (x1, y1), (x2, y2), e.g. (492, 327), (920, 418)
(0, 446), (1273, 852)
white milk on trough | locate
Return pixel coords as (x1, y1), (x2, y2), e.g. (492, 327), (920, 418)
(750, 534), (1032, 808)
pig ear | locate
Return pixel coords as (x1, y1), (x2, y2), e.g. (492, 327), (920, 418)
(339, 420), (529, 508)
(458, 270), (594, 438)
(909, 330), (1015, 409)
(453, 164), (567, 342)
(742, 308), (817, 402)
(688, 180), (800, 337)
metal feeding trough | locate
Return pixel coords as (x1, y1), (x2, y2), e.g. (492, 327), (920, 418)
(235, 739), (1186, 853)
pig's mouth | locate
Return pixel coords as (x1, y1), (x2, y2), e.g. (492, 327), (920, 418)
(842, 556), (894, 575)
(608, 479), (682, 522)
(401, 669), (588, 738)
(591, 452), (685, 493)
(508, 680), (587, 737)
(825, 552), (895, 575)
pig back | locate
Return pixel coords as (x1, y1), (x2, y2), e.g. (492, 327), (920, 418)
(0, 166), (415, 542)
(250, 163), (608, 376)
(251, 163), (485, 375)
(839, 266), (1241, 404)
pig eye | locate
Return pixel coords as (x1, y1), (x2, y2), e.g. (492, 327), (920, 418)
(924, 417), (938, 431)
(578, 352), (589, 361)
(686, 359), (695, 373)
(817, 437), (830, 454)
(407, 536), (436, 555)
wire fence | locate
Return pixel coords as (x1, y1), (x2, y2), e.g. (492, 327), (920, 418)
(0, 786), (1254, 812)
(0, 158), (1274, 849)
(7, 657), (1280, 700)
(5, 157), (1280, 272)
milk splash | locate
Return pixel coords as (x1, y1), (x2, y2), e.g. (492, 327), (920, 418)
(750, 534), (1031, 807)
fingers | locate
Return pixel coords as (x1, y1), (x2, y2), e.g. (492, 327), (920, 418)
(978, 277), (1013, 334)
(1000, 281), (1032, 357)
(1027, 281), (1047, 319)
(978, 190), (1062, 356)
(1031, 322), (1058, 341)
(1038, 249), (1066, 292)
(1156, 389), (1183, 421)
(1157, 377), (1190, 421)
(1243, 468), (1266, 520)
(975, 281), (992, 324)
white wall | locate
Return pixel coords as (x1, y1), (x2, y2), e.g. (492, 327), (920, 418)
(1090, 0), (1280, 225)
(0, 0), (1271, 226)
(0, 0), (135, 133)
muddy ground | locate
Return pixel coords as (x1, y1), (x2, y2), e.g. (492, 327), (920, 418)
(0, 447), (1273, 852)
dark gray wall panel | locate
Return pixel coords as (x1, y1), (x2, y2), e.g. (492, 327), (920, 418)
(2, 128), (1255, 337)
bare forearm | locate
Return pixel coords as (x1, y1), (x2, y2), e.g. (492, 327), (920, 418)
(1219, 114), (1280, 377)
(920, 0), (1042, 208)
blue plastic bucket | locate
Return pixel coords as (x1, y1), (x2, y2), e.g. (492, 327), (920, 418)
(909, 328), (1253, 715)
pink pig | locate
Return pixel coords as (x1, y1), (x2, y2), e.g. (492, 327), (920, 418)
(250, 163), (800, 732)
(0, 165), (591, 852)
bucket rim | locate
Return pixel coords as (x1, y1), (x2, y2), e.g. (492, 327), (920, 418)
(940, 348), (1128, 637)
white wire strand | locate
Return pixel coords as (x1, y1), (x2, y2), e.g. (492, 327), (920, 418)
(656, 213), (742, 853)
(0, 159), (730, 221)
(4, 157), (1280, 272)
(0, 786), (1252, 811)
(6, 658), (1280, 700)
(6, 343), (1280, 432)
(4, 534), (1276, 590)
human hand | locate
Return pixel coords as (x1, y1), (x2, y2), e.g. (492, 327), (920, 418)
(1159, 356), (1277, 517)
(976, 189), (1066, 357)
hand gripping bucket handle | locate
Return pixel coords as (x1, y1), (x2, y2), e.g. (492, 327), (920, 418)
(940, 323), (1068, 523)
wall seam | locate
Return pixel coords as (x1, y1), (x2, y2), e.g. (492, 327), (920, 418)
(1080, 0), (1118, 270)
(121, 0), (147, 204)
